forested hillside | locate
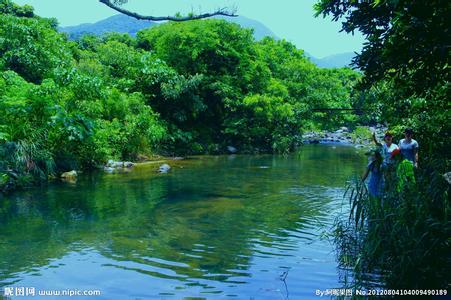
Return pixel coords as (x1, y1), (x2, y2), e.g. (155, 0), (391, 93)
(0, 0), (361, 191)
(60, 14), (159, 40)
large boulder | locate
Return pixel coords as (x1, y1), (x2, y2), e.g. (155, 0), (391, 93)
(158, 164), (171, 173)
(61, 170), (77, 180)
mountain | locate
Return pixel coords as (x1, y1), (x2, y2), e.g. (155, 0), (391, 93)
(59, 14), (278, 41)
(309, 52), (356, 68)
(215, 15), (278, 41)
(60, 14), (158, 39)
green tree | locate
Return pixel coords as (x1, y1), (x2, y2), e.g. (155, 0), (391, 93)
(223, 94), (300, 153)
(0, 0), (34, 17)
(137, 20), (272, 152)
(0, 13), (72, 83)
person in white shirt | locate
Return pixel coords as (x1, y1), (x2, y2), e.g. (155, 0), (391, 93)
(372, 131), (399, 168)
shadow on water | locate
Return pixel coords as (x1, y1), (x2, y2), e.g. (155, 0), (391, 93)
(0, 145), (366, 299)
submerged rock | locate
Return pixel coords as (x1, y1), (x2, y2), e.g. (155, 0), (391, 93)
(159, 164), (171, 173)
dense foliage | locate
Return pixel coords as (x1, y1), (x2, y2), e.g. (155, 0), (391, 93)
(0, 0), (361, 191)
(316, 0), (450, 291)
(315, 0), (450, 158)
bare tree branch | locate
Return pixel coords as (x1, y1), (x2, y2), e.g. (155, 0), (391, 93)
(99, 0), (238, 22)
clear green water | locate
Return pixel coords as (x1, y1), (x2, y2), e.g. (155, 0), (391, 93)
(0, 145), (366, 299)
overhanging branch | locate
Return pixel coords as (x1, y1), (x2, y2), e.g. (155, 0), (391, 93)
(99, 0), (238, 22)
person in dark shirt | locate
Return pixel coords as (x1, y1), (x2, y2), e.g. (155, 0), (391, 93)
(399, 128), (419, 168)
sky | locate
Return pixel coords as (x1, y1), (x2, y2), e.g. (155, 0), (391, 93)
(13, 0), (365, 58)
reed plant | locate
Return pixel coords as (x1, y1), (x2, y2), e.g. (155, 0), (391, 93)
(334, 159), (450, 290)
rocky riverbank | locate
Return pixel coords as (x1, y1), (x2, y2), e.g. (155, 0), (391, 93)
(58, 125), (388, 182)
(302, 125), (388, 148)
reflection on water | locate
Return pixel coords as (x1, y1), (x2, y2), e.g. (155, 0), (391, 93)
(0, 145), (366, 299)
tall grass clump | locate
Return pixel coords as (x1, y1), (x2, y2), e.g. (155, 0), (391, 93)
(334, 160), (450, 290)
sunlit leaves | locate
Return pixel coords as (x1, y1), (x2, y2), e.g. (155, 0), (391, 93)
(0, 14), (72, 83)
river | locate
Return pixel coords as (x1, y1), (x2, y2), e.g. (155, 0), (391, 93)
(0, 144), (366, 299)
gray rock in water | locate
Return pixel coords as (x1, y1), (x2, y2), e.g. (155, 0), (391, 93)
(106, 160), (134, 169)
(227, 146), (237, 154)
(159, 164), (171, 173)
(107, 160), (122, 168)
(114, 162), (125, 168)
